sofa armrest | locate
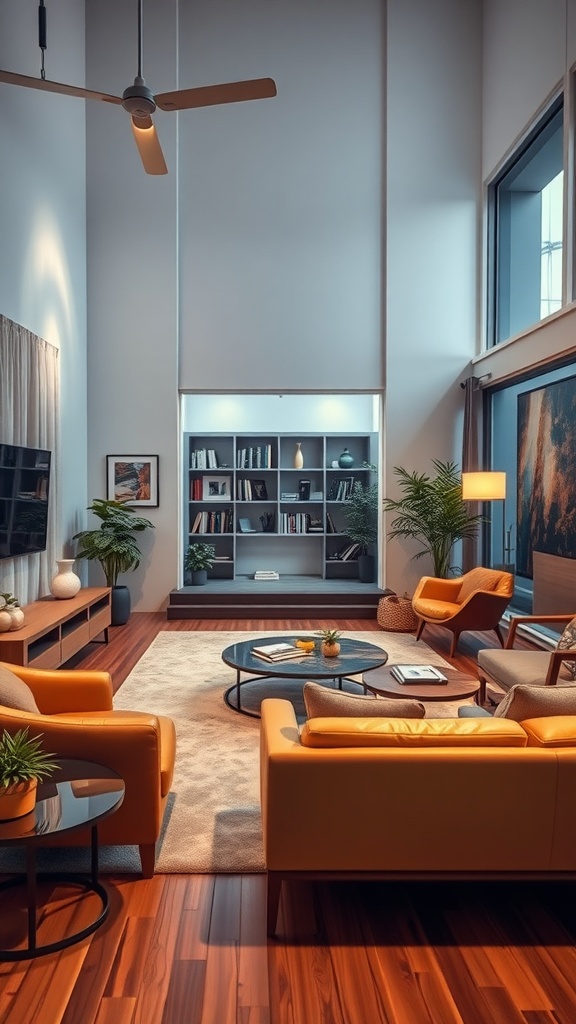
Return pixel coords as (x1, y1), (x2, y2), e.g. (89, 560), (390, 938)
(4, 665), (114, 713)
(505, 615), (575, 649)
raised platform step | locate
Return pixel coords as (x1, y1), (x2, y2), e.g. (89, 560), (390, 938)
(167, 576), (390, 620)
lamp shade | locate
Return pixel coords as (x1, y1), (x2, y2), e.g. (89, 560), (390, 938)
(461, 471), (506, 501)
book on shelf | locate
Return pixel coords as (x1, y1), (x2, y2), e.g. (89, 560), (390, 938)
(254, 570), (279, 580)
(238, 517), (256, 533)
(390, 665), (448, 684)
(251, 642), (312, 662)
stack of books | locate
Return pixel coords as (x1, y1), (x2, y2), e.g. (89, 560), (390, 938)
(390, 665), (448, 684)
(254, 570), (279, 580)
(252, 642), (312, 663)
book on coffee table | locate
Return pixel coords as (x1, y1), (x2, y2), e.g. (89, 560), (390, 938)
(252, 642), (312, 663)
(390, 664), (448, 684)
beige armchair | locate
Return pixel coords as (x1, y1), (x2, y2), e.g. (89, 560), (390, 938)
(478, 613), (576, 700)
(412, 567), (514, 656)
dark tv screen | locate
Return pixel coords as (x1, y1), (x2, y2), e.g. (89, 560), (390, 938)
(0, 443), (51, 558)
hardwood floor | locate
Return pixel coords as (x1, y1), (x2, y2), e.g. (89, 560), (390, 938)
(2, 614), (576, 1024)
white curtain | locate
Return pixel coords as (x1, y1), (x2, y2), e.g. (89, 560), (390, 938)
(0, 315), (60, 605)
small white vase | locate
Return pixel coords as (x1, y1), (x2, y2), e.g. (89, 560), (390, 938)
(294, 442), (304, 469)
(50, 559), (81, 599)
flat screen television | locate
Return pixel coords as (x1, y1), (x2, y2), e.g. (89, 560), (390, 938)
(0, 443), (51, 558)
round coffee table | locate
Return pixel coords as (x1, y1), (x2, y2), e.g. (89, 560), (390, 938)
(363, 665), (482, 704)
(0, 758), (124, 961)
(222, 635), (389, 717)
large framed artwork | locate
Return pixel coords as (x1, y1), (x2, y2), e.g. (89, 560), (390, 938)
(517, 376), (576, 577)
(107, 455), (159, 507)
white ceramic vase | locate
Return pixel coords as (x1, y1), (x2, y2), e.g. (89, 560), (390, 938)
(294, 442), (304, 469)
(50, 559), (81, 599)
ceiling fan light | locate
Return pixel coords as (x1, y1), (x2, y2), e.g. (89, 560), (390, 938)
(131, 119), (167, 175)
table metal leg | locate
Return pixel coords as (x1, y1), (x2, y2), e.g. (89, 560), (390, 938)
(26, 845), (37, 952)
(91, 824), (99, 883)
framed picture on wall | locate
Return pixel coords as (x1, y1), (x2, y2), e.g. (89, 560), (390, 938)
(106, 455), (159, 507)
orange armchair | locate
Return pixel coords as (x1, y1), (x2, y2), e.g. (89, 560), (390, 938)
(0, 661), (176, 877)
(412, 567), (514, 657)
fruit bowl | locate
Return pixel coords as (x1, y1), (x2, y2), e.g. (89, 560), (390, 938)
(295, 638), (316, 652)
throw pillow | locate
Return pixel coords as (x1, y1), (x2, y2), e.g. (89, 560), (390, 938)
(494, 682), (576, 722)
(0, 665), (40, 713)
(556, 617), (576, 680)
(303, 681), (425, 719)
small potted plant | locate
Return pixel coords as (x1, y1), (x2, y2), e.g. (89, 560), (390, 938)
(184, 542), (216, 586)
(0, 728), (59, 821)
(315, 628), (342, 657)
(0, 593), (25, 633)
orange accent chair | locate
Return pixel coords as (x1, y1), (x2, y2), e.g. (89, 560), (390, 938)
(412, 566), (514, 657)
(0, 661), (176, 877)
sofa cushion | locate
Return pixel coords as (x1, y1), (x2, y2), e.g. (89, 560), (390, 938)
(300, 716), (527, 748)
(556, 617), (576, 680)
(494, 683), (576, 721)
(303, 681), (425, 719)
(521, 716), (576, 747)
(0, 665), (39, 713)
(477, 649), (566, 692)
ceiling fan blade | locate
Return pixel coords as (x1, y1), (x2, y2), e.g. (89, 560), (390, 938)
(0, 68), (122, 105)
(155, 77), (277, 112)
(131, 115), (168, 175)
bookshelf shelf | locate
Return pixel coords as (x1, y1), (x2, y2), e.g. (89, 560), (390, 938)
(183, 433), (378, 582)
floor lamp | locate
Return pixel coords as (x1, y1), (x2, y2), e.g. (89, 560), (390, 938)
(461, 471), (507, 569)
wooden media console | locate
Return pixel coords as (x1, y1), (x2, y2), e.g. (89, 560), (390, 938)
(0, 587), (111, 668)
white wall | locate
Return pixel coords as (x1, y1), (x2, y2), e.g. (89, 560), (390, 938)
(177, 0), (384, 393)
(182, 394), (378, 434)
(85, 0), (179, 611)
(384, 0), (482, 595)
(0, 0), (87, 579)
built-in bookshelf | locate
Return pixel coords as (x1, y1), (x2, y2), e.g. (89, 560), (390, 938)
(183, 433), (378, 581)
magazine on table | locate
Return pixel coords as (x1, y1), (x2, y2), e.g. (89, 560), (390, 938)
(251, 642), (313, 662)
(390, 664), (448, 684)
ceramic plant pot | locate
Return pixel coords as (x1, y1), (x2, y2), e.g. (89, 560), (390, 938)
(321, 641), (341, 657)
(111, 585), (131, 625)
(0, 779), (37, 821)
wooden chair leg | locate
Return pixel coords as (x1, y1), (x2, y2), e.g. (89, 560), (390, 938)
(415, 618), (426, 641)
(267, 872), (283, 937)
(494, 623), (504, 647)
(449, 631), (460, 658)
(139, 843), (156, 878)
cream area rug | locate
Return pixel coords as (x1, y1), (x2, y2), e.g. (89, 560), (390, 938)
(112, 629), (466, 875)
(0, 631), (467, 876)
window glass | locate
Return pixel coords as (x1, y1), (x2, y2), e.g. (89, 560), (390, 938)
(489, 100), (564, 347)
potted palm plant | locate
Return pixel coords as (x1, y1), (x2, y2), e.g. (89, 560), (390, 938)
(0, 728), (59, 822)
(343, 465), (379, 583)
(73, 498), (155, 625)
(382, 459), (484, 578)
(184, 542), (216, 586)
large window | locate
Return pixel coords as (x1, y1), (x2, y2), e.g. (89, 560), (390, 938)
(489, 98), (564, 347)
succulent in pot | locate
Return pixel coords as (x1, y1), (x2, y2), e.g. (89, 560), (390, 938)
(0, 593), (25, 632)
(315, 628), (343, 657)
(0, 728), (59, 821)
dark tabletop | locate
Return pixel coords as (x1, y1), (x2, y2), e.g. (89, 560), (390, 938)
(222, 635), (388, 679)
(0, 759), (124, 847)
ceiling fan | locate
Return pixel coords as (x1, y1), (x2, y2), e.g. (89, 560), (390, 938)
(0, 0), (277, 175)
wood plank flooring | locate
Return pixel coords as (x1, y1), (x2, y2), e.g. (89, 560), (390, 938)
(2, 613), (576, 1024)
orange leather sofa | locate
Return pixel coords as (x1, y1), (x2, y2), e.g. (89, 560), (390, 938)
(0, 662), (176, 877)
(412, 566), (514, 655)
(260, 698), (576, 934)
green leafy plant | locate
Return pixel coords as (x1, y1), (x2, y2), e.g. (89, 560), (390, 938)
(0, 728), (59, 788)
(315, 628), (342, 644)
(343, 464), (378, 554)
(382, 459), (484, 578)
(73, 498), (155, 588)
(0, 593), (20, 609)
(184, 542), (216, 572)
